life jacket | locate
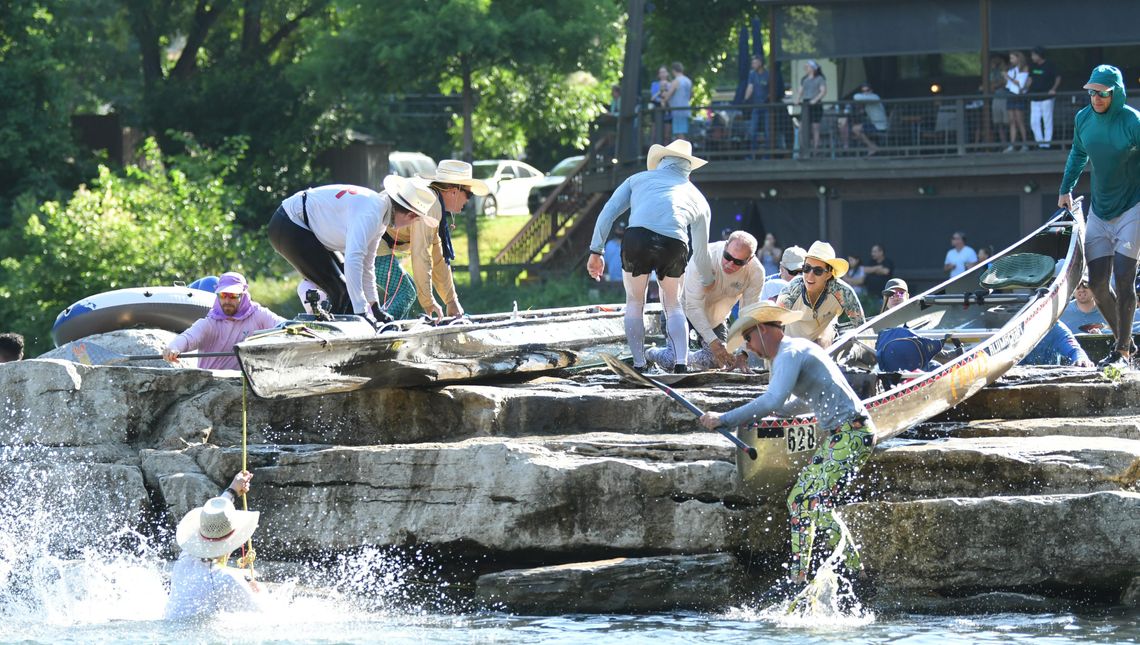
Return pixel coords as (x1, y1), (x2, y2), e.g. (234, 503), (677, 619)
(876, 326), (944, 372)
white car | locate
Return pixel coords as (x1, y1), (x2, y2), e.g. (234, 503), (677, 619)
(389, 151), (436, 178)
(471, 160), (544, 216)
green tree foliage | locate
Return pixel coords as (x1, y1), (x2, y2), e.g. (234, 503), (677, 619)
(0, 3), (84, 226)
(0, 138), (273, 354)
(120, 0), (341, 224)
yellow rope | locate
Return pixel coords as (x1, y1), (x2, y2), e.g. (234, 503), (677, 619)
(236, 375), (257, 578)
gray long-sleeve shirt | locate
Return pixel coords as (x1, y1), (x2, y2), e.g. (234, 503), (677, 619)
(719, 336), (866, 431)
(589, 157), (714, 286)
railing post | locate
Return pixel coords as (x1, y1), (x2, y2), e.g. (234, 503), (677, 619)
(956, 98), (967, 156)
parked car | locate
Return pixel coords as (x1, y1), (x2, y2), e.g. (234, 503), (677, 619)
(471, 159), (544, 216)
(527, 155), (586, 214)
(389, 151), (436, 178)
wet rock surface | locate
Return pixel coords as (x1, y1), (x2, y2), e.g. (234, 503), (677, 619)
(1, 339), (1137, 613)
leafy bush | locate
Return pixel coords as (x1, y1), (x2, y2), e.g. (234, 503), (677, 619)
(0, 137), (276, 354)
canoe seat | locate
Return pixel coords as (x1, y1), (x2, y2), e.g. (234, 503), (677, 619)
(979, 253), (1056, 289)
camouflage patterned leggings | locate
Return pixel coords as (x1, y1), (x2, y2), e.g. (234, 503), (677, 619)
(786, 418), (875, 581)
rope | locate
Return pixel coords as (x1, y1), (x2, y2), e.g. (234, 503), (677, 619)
(236, 375), (257, 578)
(381, 226), (407, 311)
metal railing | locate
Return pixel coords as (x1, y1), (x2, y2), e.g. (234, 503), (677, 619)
(620, 90), (1090, 162)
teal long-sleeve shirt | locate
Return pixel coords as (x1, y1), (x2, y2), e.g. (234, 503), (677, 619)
(1059, 81), (1140, 221)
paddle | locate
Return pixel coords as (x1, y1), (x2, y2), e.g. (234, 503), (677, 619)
(599, 353), (758, 460)
(67, 341), (233, 366)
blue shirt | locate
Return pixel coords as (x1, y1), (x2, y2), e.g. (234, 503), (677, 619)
(604, 238), (623, 281)
(1059, 300), (1109, 334)
(720, 336), (867, 431)
(1019, 322), (1089, 366)
(748, 70), (769, 104)
(590, 157), (714, 286)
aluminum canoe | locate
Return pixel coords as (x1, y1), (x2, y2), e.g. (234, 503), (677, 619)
(735, 207), (1085, 496)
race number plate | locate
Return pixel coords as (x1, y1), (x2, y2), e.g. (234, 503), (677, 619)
(785, 425), (817, 453)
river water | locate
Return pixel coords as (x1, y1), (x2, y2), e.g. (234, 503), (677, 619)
(1, 548), (1136, 644)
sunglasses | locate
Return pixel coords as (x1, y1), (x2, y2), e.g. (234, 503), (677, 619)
(786, 267), (802, 276)
(449, 186), (473, 199)
(722, 250), (752, 266)
(217, 292), (242, 300)
(802, 264), (831, 276)
(1088, 89), (1113, 98)
(887, 288), (907, 297)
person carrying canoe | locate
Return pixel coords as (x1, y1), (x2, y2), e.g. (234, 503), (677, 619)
(267, 176), (437, 326)
(163, 272), (285, 370)
(164, 470), (262, 620)
(1058, 64), (1140, 368)
(372, 160), (489, 320)
(646, 231), (765, 371)
(586, 139), (715, 373)
(699, 301), (876, 594)
(776, 241), (865, 348)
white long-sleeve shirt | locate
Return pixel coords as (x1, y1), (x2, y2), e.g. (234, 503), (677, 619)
(590, 157), (715, 286)
(163, 554), (261, 620)
(684, 241), (765, 344)
(281, 185), (396, 314)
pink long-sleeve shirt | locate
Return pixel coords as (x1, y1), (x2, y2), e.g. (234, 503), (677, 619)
(166, 305), (285, 370)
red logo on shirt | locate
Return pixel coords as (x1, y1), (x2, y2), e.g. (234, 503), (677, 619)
(334, 189), (359, 199)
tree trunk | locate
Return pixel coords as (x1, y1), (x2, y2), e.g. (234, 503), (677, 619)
(461, 55), (481, 287)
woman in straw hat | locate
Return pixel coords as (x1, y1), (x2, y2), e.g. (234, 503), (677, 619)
(371, 160), (490, 320)
(776, 240), (865, 348)
(586, 139), (715, 373)
(268, 176), (437, 326)
(164, 471), (262, 620)
(700, 301), (876, 596)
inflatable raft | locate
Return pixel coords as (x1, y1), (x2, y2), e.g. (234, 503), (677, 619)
(52, 280), (217, 347)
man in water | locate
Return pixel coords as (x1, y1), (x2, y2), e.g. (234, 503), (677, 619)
(700, 302), (875, 594)
(163, 272), (285, 370)
(1058, 64), (1140, 367)
(164, 470), (261, 620)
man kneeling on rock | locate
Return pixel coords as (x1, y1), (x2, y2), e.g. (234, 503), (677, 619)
(647, 230), (765, 371)
(700, 302), (875, 595)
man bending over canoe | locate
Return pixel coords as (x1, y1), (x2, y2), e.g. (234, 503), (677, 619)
(163, 272), (285, 370)
(268, 176), (436, 326)
(647, 230), (765, 371)
(700, 302), (875, 594)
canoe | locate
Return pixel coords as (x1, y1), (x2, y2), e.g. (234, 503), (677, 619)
(235, 303), (663, 399)
(735, 207), (1085, 496)
(52, 285), (216, 347)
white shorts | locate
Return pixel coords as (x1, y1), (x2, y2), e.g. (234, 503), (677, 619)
(1086, 201), (1140, 261)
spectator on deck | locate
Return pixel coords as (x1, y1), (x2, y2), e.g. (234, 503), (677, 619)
(863, 244), (894, 307)
(944, 232), (978, 277)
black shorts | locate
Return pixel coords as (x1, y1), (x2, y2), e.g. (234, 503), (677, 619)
(806, 103), (823, 124)
(621, 226), (689, 278)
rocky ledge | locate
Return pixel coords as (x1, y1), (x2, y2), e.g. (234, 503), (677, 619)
(1, 332), (1138, 614)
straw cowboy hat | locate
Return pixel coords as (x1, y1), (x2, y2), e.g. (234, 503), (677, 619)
(647, 139), (708, 171)
(176, 496), (260, 559)
(726, 302), (804, 352)
(804, 240), (850, 279)
(382, 175), (439, 227)
(417, 159), (490, 196)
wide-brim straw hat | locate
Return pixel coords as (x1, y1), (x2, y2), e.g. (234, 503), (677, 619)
(804, 240), (849, 279)
(646, 139), (707, 171)
(382, 175), (439, 227)
(417, 159), (490, 196)
(176, 496), (260, 559)
(725, 302), (804, 352)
